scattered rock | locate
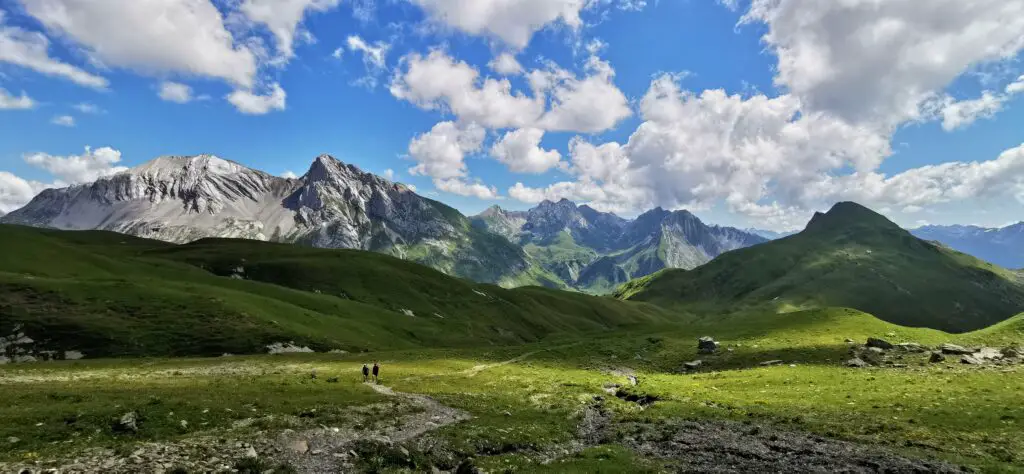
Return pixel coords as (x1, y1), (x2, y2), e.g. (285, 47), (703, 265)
(929, 352), (945, 363)
(697, 337), (719, 354)
(940, 343), (973, 355)
(845, 358), (869, 368)
(288, 439), (310, 454)
(960, 355), (984, 365)
(63, 350), (85, 360)
(266, 342), (314, 354)
(115, 411), (139, 433)
(1002, 347), (1021, 358)
(245, 446), (258, 459)
(682, 360), (703, 371)
(179, 420), (188, 429)
(974, 347), (1003, 361)
(760, 360), (784, 366)
(326, 377), (339, 383)
(844, 338), (855, 344)
(7, 437), (19, 444)
(866, 338), (894, 350)
(895, 343), (926, 353)
(627, 375), (639, 386)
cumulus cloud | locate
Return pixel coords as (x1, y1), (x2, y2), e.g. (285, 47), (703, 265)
(347, 35), (389, 70)
(158, 81), (194, 103)
(407, 0), (586, 49)
(383, 168), (395, 180)
(51, 115), (75, 127)
(72, 102), (102, 114)
(434, 178), (499, 199)
(407, 121), (485, 180)
(23, 146), (128, 184)
(0, 88), (34, 109)
(488, 52), (523, 75)
(739, 0), (1024, 126)
(934, 75), (1024, 131)
(239, 0), (341, 62)
(281, 170), (299, 179)
(0, 9), (108, 89)
(226, 83), (287, 114)
(490, 128), (562, 174)
(0, 171), (50, 213)
(391, 49), (630, 133)
(20, 0), (258, 88)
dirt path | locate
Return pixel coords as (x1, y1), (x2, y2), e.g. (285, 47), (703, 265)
(460, 349), (543, 377)
(274, 382), (470, 473)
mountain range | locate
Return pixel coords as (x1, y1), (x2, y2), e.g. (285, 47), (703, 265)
(616, 202), (1024, 332)
(912, 223), (1024, 270)
(1, 154), (767, 292)
(472, 200), (767, 292)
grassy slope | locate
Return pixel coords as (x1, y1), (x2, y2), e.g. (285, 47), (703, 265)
(0, 225), (673, 358)
(616, 202), (1024, 333)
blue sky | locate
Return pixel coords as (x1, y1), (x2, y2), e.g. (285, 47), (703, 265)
(1, 0), (1023, 231)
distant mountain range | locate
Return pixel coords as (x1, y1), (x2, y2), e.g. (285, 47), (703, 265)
(912, 224), (1024, 269)
(1, 154), (770, 291)
(0, 154), (540, 287)
(617, 202), (1024, 333)
(472, 199), (767, 293)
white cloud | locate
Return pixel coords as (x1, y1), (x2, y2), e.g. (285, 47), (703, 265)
(0, 88), (34, 109)
(0, 171), (51, 213)
(407, 0), (586, 49)
(158, 81), (194, 104)
(281, 170), (298, 179)
(23, 146), (127, 184)
(407, 121), (485, 180)
(391, 49), (630, 133)
(490, 128), (562, 174)
(435, 177), (499, 199)
(383, 168), (395, 180)
(937, 92), (1005, 131)
(0, 9), (108, 89)
(226, 83), (287, 115)
(347, 35), (389, 70)
(1007, 75), (1024, 94)
(535, 56), (632, 133)
(51, 115), (75, 127)
(332, 47), (344, 59)
(739, 0), (1024, 126)
(238, 0), (341, 62)
(488, 52), (523, 75)
(21, 0), (258, 88)
(391, 50), (545, 129)
(72, 102), (102, 114)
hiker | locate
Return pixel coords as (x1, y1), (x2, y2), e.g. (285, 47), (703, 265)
(362, 364), (369, 382)
(372, 362), (380, 383)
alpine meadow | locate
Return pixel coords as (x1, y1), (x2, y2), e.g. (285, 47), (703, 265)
(3, 0), (1024, 473)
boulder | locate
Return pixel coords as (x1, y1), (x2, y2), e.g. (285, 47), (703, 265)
(960, 355), (984, 365)
(288, 439), (310, 454)
(895, 343), (927, 353)
(697, 337), (719, 354)
(974, 347), (1003, 361)
(940, 343), (973, 355)
(929, 352), (945, 363)
(1002, 347), (1021, 359)
(866, 338), (894, 350)
(760, 360), (784, 366)
(845, 358), (869, 368)
(682, 360), (703, 371)
(115, 411), (139, 433)
(244, 446), (258, 459)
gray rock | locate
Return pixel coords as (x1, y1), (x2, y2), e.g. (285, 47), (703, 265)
(759, 360), (784, 366)
(940, 343), (973, 355)
(929, 352), (945, 363)
(844, 338), (855, 344)
(866, 338), (894, 350)
(683, 360), (703, 371)
(974, 347), (1003, 361)
(7, 436), (19, 444)
(895, 343), (926, 353)
(1002, 347), (1021, 358)
(245, 446), (258, 459)
(698, 337), (719, 354)
(116, 411), (139, 433)
(845, 358), (869, 368)
(960, 355), (984, 365)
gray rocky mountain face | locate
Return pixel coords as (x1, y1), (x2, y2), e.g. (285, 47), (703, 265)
(472, 200), (767, 292)
(2, 154), (529, 285)
(912, 224), (1024, 269)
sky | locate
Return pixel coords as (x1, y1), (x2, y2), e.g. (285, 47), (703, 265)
(1, 0), (1023, 231)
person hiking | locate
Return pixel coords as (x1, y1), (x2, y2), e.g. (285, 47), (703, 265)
(372, 362), (380, 383)
(361, 364), (370, 382)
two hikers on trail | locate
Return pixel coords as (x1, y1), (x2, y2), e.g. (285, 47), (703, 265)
(362, 362), (380, 383)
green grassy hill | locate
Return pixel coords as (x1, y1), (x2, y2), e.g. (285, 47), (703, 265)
(616, 202), (1024, 332)
(0, 225), (674, 359)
